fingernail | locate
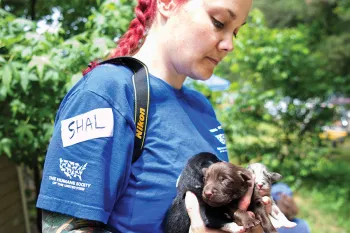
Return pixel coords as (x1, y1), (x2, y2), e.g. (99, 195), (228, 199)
(262, 196), (270, 203)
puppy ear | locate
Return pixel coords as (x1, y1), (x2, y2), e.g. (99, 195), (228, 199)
(269, 172), (282, 182)
(202, 168), (208, 176)
(237, 171), (251, 182)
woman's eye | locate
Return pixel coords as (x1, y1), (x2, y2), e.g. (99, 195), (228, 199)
(212, 17), (224, 29)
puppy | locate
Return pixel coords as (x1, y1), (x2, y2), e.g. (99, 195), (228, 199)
(247, 163), (297, 229)
(164, 152), (267, 233)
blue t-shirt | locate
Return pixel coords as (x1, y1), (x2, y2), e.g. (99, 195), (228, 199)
(277, 218), (311, 233)
(37, 64), (229, 233)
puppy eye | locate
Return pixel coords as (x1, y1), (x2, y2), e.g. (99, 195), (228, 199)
(219, 176), (225, 182)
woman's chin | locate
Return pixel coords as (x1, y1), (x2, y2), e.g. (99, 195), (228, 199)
(189, 70), (213, 81)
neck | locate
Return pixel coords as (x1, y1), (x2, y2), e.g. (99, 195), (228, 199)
(133, 30), (186, 90)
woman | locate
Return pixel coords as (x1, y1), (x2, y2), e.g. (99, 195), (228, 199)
(37, 0), (256, 232)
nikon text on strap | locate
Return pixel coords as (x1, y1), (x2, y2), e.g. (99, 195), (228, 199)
(100, 57), (150, 163)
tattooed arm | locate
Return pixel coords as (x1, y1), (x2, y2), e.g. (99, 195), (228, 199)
(42, 210), (114, 233)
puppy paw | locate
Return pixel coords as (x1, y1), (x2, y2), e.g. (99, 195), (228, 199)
(283, 220), (297, 228)
(221, 223), (245, 233)
(269, 215), (297, 229)
(242, 217), (260, 229)
(269, 215), (283, 229)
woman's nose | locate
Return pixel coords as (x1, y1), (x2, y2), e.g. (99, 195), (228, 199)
(218, 37), (234, 52)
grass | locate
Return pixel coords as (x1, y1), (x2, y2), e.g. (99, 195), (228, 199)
(295, 137), (350, 233)
(295, 193), (348, 233)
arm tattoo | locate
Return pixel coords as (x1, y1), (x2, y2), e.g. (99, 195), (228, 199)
(42, 210), (114, 233)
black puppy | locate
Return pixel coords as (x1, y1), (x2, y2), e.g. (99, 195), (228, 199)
(164, 152), (261, 233)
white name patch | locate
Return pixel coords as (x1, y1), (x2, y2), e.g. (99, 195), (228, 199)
(61, 108), (114, 147)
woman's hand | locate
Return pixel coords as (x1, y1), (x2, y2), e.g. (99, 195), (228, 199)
(185, 191), (245, 233)
(238, 173), (256, 212)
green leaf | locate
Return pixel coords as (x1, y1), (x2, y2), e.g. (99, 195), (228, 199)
(15, 123), (36, 143)
(66, 72), (83, 90)
(2, 63), (12, 89)
(28, 55), (50, 80)
(0, 85), (7, 101)
(19, 70), (29, 92)
(43, 70), (60, 82)
(0, 138), (12, 158)
(10, 62), (20, 81)
(28, 72), (39, 81)
(21, 47), (33, 58)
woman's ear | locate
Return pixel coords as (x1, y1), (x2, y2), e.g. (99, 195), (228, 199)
(157, 0), (178, 18)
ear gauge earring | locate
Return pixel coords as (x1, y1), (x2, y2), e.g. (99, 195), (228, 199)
(138, 27), (150, 49)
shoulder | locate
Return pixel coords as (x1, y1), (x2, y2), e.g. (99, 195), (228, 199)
(84, 64), (134, 94)
(57, 64), (136, 125)
(83, 64), (135, 114)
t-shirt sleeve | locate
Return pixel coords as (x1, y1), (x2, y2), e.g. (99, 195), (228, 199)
(36, 89), (134, 224)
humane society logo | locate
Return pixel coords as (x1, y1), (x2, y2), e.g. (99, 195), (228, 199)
(210, 125), (227, 153)
(48, 158), (91, 191)
(59, 158), (87, 181)
(215, 134), (226, 145)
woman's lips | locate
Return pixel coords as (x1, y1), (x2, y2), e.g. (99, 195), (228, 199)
(207, 57), (219, 66)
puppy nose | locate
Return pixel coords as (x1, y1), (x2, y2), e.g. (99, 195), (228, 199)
(204, 190), (213, 198)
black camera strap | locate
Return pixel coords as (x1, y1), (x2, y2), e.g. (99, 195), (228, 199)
(100, 56), (150, 163)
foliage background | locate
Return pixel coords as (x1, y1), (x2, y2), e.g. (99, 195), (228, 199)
(0, 0), (349, 232)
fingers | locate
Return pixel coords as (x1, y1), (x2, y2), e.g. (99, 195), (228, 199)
(238, 173), (255, 210)
(262, 196), (272, 214)
(185, 191), (205, 231)
(247, 211), (255, 218)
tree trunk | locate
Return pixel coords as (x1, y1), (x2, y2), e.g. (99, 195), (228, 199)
(30, 0), (37, 20)
(33, 156), (42, 233)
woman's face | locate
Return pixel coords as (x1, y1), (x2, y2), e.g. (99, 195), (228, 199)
(163, 0), (252, 80)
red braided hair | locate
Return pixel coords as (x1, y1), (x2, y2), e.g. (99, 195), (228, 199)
(111, 0), (157, 57)
(83, 0), (187, 75)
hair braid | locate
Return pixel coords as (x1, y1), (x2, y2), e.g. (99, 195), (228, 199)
(83, 0), (187, 75)
(110, 0), (157, 57)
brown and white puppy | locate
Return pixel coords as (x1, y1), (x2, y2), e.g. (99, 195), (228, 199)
(247, 163), (297, 229)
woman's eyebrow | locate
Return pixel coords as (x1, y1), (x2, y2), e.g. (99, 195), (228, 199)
(227, 9), (236, 19)
(226, 8), (246, 26)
